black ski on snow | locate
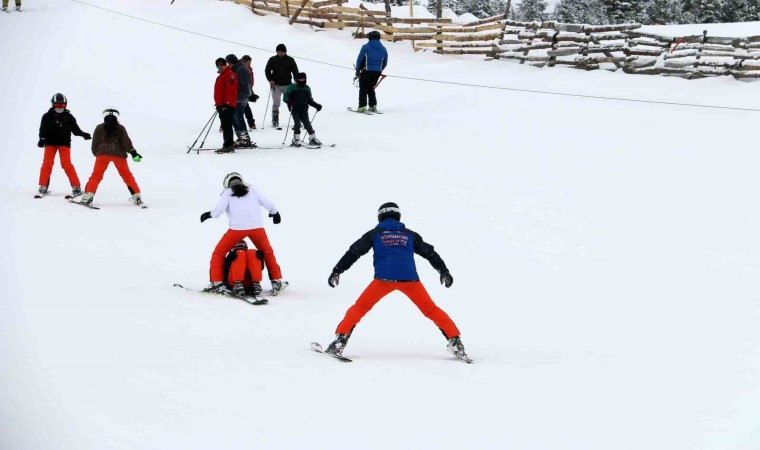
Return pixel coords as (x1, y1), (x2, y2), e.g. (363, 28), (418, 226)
(68, 199), (100, 210)
(173, 283), (269, 305)
(310, 342), (353, 362)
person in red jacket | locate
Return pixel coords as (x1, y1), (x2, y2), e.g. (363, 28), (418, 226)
(224, 239), (266, 298)
(214, 57), (238, 153)
(241, 55), (258, 130)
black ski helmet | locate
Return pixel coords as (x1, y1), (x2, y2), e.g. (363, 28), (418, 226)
(367, 30), (381, 40)
(296, 72), (306, 85)
(233, 240), (248, 251)
(225, 54), (239, 64)
(377, 202), (400, 222)
(51, 93), (67, 107)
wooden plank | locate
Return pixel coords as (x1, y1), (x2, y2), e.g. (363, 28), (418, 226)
(433, 49), (495, 55)
(583, 23), (640, 33)
(384, 32), (501, 42)
(371, 22), (503, 34)
(288, 0), (310, 25)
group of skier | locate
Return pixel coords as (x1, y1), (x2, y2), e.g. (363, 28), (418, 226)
(33, 30), (470, 363)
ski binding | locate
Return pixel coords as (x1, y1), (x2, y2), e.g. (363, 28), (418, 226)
(311, 342), (352, 362)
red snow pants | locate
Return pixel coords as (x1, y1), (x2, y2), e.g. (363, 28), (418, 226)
(38, 146), (81, 187)
(227, 249), (264, 288)
(210, 228), (282, 283)
(335, 279), (460, 339)
(84, 156), (140, 194)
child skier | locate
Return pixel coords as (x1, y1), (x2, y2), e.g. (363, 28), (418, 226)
(36, 93), (91, 197)
(79, 109), (144, 206)
(283, 72), (322, 147)
(223, 240), (265, 298)
(324, 202), (470, 362)
(200, 172), (288, 296)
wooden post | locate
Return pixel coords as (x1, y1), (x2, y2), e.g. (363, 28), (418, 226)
(384, 0), (392, 27)
(410, 0), (415, 50)
(288, 0), (310, 24)
(498, 0), (512, 41)
(435, 0), (443, 52)
(279, 0), (287, 16)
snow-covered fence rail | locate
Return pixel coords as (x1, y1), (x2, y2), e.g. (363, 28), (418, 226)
(235, 0), (760, 80)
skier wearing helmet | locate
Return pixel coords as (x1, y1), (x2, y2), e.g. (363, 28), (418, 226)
(354, 30), (388, 113)
(200, 172), (288, 297)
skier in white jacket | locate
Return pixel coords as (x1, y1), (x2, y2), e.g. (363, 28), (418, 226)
(200, 172), (287, 296)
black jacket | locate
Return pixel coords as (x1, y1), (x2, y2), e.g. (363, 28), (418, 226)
(264, 55), (299, 86)
(39, 109), (86, 147)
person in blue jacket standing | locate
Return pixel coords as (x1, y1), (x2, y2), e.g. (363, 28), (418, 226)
(354, 30), (388, 113)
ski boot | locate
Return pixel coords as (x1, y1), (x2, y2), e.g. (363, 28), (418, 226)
(235, 131), (253, 148)
(232, 281), (246, 297)
(38, 185), (48, 195)
(248, 119), (257, 130)
(15, 5), (21, 11)
(249, 281), (263, 297)
(446, 336), (472, 362)
(130, 193), (143, 206)
(307, 133), (321, 146)
(215, 144), (235, 154)
(369, 105), (378, 112)
(203, 281), (230, 295)
(1, 7), (8, 12)
(272, 110), (279, 128)
(290, 134), (302, 147)
(356, 106), (367, 113)
(79, 192), (95, 205)
(71, 186), (82, 197)
(270, 279), (288, 296)
(325, 334), (349, 357)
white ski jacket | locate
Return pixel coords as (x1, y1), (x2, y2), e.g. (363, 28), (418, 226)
(210, 186), (278, 230)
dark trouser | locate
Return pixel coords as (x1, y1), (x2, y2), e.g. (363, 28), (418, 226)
(359, 71), (382, 108)
(244, 103), (254, 126)
(292, 108), (313, 135)
(233, 101), (248, 132)
(219, 107), (236, 147)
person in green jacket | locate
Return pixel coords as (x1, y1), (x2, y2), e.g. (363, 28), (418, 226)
(283, 72), (322, 147)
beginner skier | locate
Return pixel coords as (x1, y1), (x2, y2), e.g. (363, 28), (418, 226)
(80, 109), (143, 206)
(355, 30), (388, 113)
(264, 44), (299, 128)
(283, 72), (322, 147)
(213, 57), (238, 153)
(36, 93), (91, 197)
(324, 202), (469, 361)
(200, 172), (287, 296)
(223, 240), (265, 297)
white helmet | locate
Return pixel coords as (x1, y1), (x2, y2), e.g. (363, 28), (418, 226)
(103, 108), (120, 119)
(223, 172), (244, 188)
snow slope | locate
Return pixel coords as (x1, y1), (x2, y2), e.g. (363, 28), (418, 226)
(1, 1), (760, 449)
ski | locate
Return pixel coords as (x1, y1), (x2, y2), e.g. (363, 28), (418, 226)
(173, 283), (269, 305)
(450, 350), (474, 364)
(68, 199), (100, 209)
(129, 197), (148, 209)
(34, 190), (52, 199)
(64, 193), (83, 200)
(347, 107), (373, 115)
(310, 342), (353, 362)
(256, 146), (285, 149)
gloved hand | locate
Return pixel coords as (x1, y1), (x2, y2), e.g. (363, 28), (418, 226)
(355, 71), (360, 78)
(440, 270), (453, 288)
(328, 271), (340, 288)
(269, 80), (275, 87)
(200, 211), (212, 223)
(216, 105), (228, 113)
(249, 93), (260, 102)
(256, 250), (265, 259)
(129, 150), (142, 162)
(82, 132), (92, 140)
(37, 138), (45, 148)
(315, 103), (322, 112)
(269, 212), (281, 224)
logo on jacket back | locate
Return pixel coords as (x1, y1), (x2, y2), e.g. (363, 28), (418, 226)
(380, 232), (408, 247)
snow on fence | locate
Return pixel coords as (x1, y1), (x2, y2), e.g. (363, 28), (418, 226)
(237, 0), (760, 80)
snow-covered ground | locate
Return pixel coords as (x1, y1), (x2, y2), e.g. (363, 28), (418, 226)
(2, 1), (760, 449)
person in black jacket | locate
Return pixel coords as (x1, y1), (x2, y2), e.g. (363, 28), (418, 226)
(37, 93), (91, 197)
(226, 54), (254, 147)
(264, 43), (299, 128)
(283, 73), (322, 147)
(323, 202), (470, 362)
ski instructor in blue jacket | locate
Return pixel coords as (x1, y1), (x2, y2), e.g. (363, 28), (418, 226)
(354, 30), (388, 113)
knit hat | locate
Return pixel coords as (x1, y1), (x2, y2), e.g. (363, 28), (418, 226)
(377, 202), (400, 222)
(276, 43), (287, 52)
(225, 54), (239, 64)
(215, 57), (226, 67)
(233, 240), (248, 251)
(241, 54), (252, 61)
(367, 30), (381, 40)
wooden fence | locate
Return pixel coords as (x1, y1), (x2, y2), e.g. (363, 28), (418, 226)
(235, 0), (760, 80)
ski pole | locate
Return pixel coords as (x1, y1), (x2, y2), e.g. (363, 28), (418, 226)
(310, 110), (320, 126)
(281, 110), (293, 145)
(198, 110), (217, 153)
(262, 87), (273, 129)
(374, 74), (387, 89)
(187, 110), (217, 153)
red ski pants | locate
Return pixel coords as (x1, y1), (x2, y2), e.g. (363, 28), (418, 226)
(227, 249), (264, 287)
(39, 146), (80, 187)
(336, 279), (460, 339)
(84, 156), (140, 194)
(210, 228), (281, 282)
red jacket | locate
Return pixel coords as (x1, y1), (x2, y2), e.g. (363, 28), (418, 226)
(214, 65), (238, 107)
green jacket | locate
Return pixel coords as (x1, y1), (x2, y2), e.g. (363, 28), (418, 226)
(283, 83), (319, 113)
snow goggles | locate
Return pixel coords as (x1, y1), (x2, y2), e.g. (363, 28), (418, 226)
(53, 103), (66, 112)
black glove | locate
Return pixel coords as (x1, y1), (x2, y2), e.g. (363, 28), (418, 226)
(256, 250), (265, 259)
(269, 212), (281, 224)
(328, 271), (340, 288)
(440, 270), (453, 288)
(315, 103), (322, 112)
(355, 71), (360, 78)
(249, 93), (260, 102)
(200, 211), (212, 223)
(81, 132), (92, 140)
(37, 138), (45, 148)
(216, 105), (228, 113)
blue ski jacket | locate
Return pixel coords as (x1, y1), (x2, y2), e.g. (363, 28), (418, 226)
(333, 218), (447, 282)
(355, 39), (388, 73)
